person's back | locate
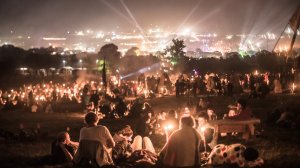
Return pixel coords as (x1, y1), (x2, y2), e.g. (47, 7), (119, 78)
(74, 112), (115, 167)
(90, 91), (99, 106)
(80, 125), (111, 142)
(160, 116), (201, 168)
(164, 128), (198, 167)
(115, 100), (127, 117)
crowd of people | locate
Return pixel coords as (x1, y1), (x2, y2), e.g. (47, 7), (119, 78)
(45, 86), (269, 168)
(51, 106), (264, 168)
(1, 70), (299, 167)
(0, 70), (296, 114)
(175, 71), (296, 98)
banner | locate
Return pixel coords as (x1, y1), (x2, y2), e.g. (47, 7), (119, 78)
(289, 6), (300, 32)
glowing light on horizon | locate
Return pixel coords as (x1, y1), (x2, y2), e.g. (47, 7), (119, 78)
(95, 32), (105, 39)
(76, 31), (84, 36)
(179, 28), (191, 36)
(43, 37), (66, 41)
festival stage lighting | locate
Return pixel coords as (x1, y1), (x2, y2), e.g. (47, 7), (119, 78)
(121, 62), (160, 79)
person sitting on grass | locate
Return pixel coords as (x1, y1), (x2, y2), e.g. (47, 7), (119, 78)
(206, 143), (264, 167)
(225, 98), (257, 139)
(196, 113), (216, 150)
(113, 125), (134, 143)
(74, 112), (115, 167)
(112, 125), (157, 167)
(51, 131), (78, 164)
(159, 116), (202, 168)
(225, 98), (253, 120)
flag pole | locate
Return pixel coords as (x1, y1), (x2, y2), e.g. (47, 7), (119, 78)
(272, 22), (289, 52)
(102, 56), (107, 94)
(289, 30), (298, 55)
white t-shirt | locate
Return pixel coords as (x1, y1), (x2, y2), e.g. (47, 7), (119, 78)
(79, 125), (114, 147)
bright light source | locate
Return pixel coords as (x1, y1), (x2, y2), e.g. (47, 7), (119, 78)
(200, 126), (206, 132)
(180, 28), (191, 36)
(76, 31), (84, 36)
(226, 35), (233, 39)
(164, 124), (174, 131)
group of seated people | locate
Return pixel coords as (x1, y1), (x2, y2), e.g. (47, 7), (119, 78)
(51, 98), (263, 168)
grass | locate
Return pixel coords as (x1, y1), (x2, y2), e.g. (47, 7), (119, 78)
(0, 94), (300, 167)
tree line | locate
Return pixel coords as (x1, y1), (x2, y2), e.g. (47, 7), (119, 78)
(0, 41), (297, 78)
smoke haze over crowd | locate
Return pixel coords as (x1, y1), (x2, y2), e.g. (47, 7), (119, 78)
(0, 0), (299, 36)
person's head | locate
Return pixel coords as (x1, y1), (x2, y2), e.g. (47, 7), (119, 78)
(168, 110), (177, 118)
(207, 108), (214, 117)
(199, 98), (206, 106)
(244, 147), (259, 161)
(237, 98), (247, 110)
(57, 132), (70, 143)
(85, 112), (99, 126)
(180, 116), (195, 128)
(143, 102), (151, 109)
(159, 111), (167, 119)
(228, 109), (236, 117)
(121, 125), (133, 137)
(198, 113), (208, 126)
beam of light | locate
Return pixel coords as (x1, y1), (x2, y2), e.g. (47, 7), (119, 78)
(121, 63), (160, 79)
(175, 1), (201, 34)
(120, 0), (149, 43)
(160, 4), (223, 50)
(242, 1), (298, 51)
(191, 7), (221, 29)
(99, 0), (135, 26)
(251, 2), (296, 34)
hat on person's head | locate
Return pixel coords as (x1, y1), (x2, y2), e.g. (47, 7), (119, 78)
(244, 147), (259, 161)
(237, 98), (247, 109)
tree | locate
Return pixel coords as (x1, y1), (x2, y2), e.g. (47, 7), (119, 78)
(24, 47), (60, 69)
(125, 47), (140, 56)
(164, 39), (186, 65)
(98, 43), (121, 74)
(0, 45), (26, 75)
(255, 50), (285, 73)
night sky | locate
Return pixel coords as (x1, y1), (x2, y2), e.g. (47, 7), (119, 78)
(0, 0), (299, 36)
